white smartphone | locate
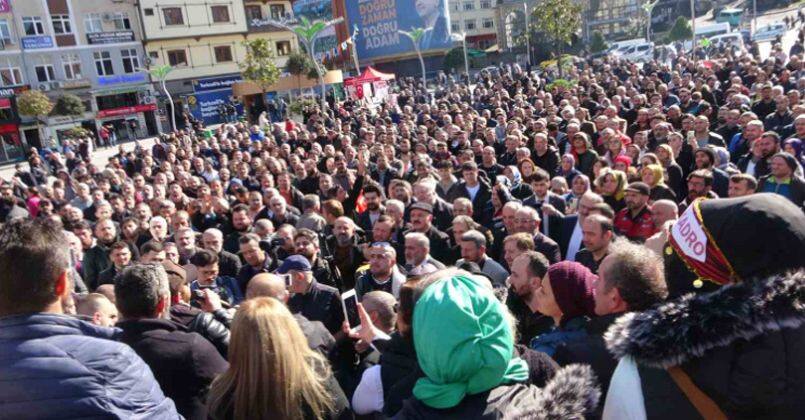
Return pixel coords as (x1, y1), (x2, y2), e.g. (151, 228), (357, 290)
(341, 289), (361, 333)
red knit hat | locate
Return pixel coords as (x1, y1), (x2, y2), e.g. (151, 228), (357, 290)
(547, 261), (597, 322)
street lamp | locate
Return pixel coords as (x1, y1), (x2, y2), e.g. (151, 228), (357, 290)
(139, 65), (175, 132)
(460, 32), (470, 80)
(523, 2), (531, 67)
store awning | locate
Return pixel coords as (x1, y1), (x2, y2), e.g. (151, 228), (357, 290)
(485, 44), (500, 53)
(467, 49), (487, 58)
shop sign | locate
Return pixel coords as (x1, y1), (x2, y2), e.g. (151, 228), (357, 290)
(98, 72), (148, 86)
(97, 103), (156, 118)
(192, 75), (242, 93)
(87, 31), (135, 45)
(22, 36), (53, 50)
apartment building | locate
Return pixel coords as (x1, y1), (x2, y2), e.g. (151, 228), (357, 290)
(0, 0), (155, 159)
(449, 0), (498, 50)
(137, 0), (296, 126)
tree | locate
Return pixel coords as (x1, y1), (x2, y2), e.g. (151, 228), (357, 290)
(443, 47), (466, 72)
(399, 28), (428, 98)
(51, 94), (85, 117)
(18, 90), (53, 140)
(668, 16), (692, 42)
(589, 31), (608, 53)
(532, 0), (582, 78)
(286, 51), (315, 91)
(148, 65), (175, 131)
(289, 16), (343, 110)
(240, 38), (282, 111)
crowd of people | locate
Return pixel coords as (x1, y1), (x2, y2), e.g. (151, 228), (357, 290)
(2, 16), (805, 419)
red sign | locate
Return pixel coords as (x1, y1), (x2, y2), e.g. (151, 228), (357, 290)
(97, 103), (156, 118)
(0, 123), (18, 135)
(0, 98), (10, 108)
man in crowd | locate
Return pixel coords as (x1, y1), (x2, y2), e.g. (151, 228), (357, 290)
(355, 242), (406, 299)
(294, 228), (341, 289)
(448, 162), (493, 227)
(116, 264), (228, 420)
(405, 202), (452, 265)
(75, 293), (118, 327)
(514, 206), (562, 264)
(0, 219), (179, 417)
(236, 233), (276, 291)
(283, 255), (344, 335)
(82, 218), (118, 289)
(614, 182), (656, 242)
(575, 214), (614, 274)
(456, 230), (509, 287)
(728, 173), (758, 198)
(404, 232), (445, 273)
(202, 228), (242, 279)
(506, 250), (556, 345)
(326, 216), (365, 290)
(189, 249), (243, 306)
(97, 241), (132, 286)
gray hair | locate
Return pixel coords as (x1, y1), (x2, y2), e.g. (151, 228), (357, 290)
(460, 229), (487, 249)
(203, 228), (224, 241)
(114, 263), (170, 319)
(405, 232), (429, 249)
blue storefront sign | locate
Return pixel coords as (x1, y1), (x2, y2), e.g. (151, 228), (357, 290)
(98, 73), (148, 86)
(192, 75), (242, 93)
(189, 75), (243, 125)
(22, 36), (54, 50)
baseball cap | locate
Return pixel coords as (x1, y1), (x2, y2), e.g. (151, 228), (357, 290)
(625, 182), (651, 196)
(275, 255), (312, 274)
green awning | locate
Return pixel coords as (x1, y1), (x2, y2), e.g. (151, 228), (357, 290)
(467, 49), (487, 58)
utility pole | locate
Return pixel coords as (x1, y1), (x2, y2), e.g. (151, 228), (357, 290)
(690, 0), (696, 60)
(752, 0), (757, 34)
(461, 32), (470, 79)
(523, 2), (531, 67)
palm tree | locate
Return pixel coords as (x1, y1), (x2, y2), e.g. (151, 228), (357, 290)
(148, 65), (175, 131)
(399, 28), (427, 100)
(290, 16), (343, 110)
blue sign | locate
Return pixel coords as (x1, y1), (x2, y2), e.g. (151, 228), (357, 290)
(98, 72), (148, 86)
(345, 0), (453, 61)
(192, 75), (242, 93)
(189, 90), (243, 125)
(22, 36), (54, 50)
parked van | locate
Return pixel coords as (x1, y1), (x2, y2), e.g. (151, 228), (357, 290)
(683, 23), (731, 50)
(615, 42), (654, 63)
(709, 32), (745, 51)
(716, 8), (744, 28)
(752, 23), (786, 42)
(607, 38), (646, 55)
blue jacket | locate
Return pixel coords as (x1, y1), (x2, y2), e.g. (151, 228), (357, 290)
(0, 313), (180, 419)
(529, 316), (589, 357)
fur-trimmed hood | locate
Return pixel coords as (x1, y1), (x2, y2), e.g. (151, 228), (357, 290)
(605, 270), (805, 369)
(504, 364), (601, 420)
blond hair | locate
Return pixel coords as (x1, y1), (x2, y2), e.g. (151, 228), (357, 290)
(207, 298), (334, 420)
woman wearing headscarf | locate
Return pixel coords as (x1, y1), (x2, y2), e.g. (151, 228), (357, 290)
(394, 271), (600, 419)
(594, 169), (627, 213)
(783, 137), (804, 166)
(558, 154), (582, 186)
(571, 132), (600, 179)
(563, 174), (590, 215)
(641, 164), (676, 202)
(503, 165), (532, 199)
(528, 261), (597, 357)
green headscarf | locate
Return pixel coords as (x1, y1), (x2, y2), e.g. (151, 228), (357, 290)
(412, 275), (529, 409)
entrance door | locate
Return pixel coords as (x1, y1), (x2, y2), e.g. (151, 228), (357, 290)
(23, 128), (41, 150)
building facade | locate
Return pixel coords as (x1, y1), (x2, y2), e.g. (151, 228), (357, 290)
(0, 0), (156, 161)
(137, 0), (296, 127)
(449, 0), (498, 50)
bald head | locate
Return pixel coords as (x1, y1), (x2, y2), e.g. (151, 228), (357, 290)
(76, 293), (118, 327)
(651, 199), (678, 228)
(245, 273), (289, 302)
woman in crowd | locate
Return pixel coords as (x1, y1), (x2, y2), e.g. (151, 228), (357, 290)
(595, 169), (627, 213)
(656, 143), (686, 198)
(641, 164), (676, 202)
(564, 174), (590, 215)
(207, 298), (350, 420)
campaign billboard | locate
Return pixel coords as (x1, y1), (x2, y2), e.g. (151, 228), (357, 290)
(293, 0), (338, 57)
(189, 75), (243, 125)
(346, 0), (452, 61)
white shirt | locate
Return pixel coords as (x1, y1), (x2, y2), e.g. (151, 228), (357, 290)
(746, 159), (757, 177)
(352, 365), (384, 415)
(603, 357), (647, 420)
(566, 219), (583, 261)
(466, 184), (481, 202)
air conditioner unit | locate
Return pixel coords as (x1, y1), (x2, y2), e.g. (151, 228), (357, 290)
(38, 83), (51, 92)
(50, 81), (62, 89)
(102, 13), (113, 21)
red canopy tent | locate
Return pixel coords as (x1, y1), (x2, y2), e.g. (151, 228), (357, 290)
(344, 66), (396, 87)
(344, 67), (396, 101)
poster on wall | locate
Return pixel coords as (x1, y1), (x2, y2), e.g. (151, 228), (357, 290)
(345, 0), (452, 61)
(293, 0), (338, 56)
(0, 0), (10, 13)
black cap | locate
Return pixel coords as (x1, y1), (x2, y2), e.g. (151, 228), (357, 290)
(409, 202), (433, 214)
(275, 255), (312, 274)
(625, 182), (651, 196)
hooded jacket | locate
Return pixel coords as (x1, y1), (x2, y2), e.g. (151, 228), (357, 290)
(603, 270), (805, 420)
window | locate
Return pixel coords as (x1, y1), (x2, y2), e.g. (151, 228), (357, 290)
(162, 7), (184, 25)
(0, 66), (22, 86)
(84, 13), (103, 33)
(121, 48), (140, 73)
(482, 18), (494, 29)
(94, 51), (114, 76)
(214, 45), (233, 62)
(23, 17), (45, 36)
(148, 51), (159, 59)
(463, 1), (475, 11)
(35, 65), (55, 82)
(112, 12), (131, 30)
(245, 5), (262, 20)
(211, 5), (230, 23)
(465, 19), (476, 31)
(62, 54), (82, 80)
(144, 8), (155, 16)
(0, 20), (12, 46)
(51, 15), (72, 34)
(480, 0), (492, 8)
(270, 5), (286, 20)
(451, 21), (459, 32)
(167, 49), (188, 66)
(452, 2), (460, 12)
(275, 40), (291, 56)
